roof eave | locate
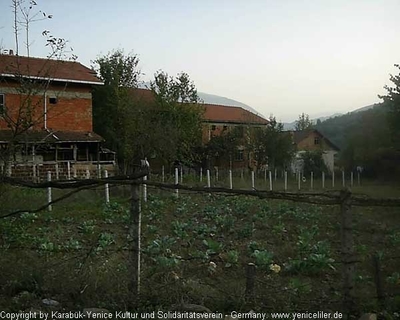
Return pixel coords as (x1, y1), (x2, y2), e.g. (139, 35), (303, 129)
(0, 73), (103, 86)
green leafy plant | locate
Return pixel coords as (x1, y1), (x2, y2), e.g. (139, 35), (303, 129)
(225, 250), (239, 268)
(251, 250), (274, 269)
(203, 239), (224, 255)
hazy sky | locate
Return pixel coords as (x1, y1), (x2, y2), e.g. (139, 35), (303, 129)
(1, 0), (399, 121)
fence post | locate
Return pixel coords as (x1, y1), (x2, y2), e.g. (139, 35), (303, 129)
(86, 168), (90, 179)
(175, 168), (179, 198)
(269, 171), (272, 191)
(207, 169), (211, 188)
(332, 170), (335, 188)
(322, 172), (325, 189)
(284, 171), (287, 191)
(297, 171), (301, 190)
(340, 189), (355, 317)
(67, 161), (71, 180)
(200, 167), (203, 182)
(245, 263), (256, 302)
(264, 168), (267, 184)
(180, 166), (183, 184)
(32, 164), (36, 182)
(73, 165), (77, 179)
(251, 171), (255, 190)
(311, 172), (314, 190)
(55, 163), (59, 180)
(274, 169), (277, 181)
(104, 169), (110, 204)
(229, 170), (233, 190)
(128, 180), (141, 305)
(350, 172), (354, 187)
(97, 163), (101, 179)
(342, 170), (345, 187)
(47, 171), (52, 212)
(215, 167), (219, 182)
(143, 175), (147, 202)
(357, 172), (360, 186)
(373, 254), (385, 310)
(162, 165), (165, 183)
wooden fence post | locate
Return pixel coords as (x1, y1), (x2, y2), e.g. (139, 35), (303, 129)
(229, 170), (233, 189)
(332, 170), (335, 188)
(340, 189), (355, 317)
(161, 165), (165, 183)
(373, 254), (385, 310)
(245, 263), (256, 302)
(128, 180), (141, 306)
(207, 169), (211, 188)
(322, 172), (325, 189)
(200, 167), (203, 182)
(180, 166), (183, 184)
(251, 171), (255, 190)
(215, 167), (219, 182)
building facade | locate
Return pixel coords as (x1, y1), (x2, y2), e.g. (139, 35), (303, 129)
(0, 54), (115, 180)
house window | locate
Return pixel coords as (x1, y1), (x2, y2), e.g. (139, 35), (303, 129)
(0, 94), (4, 113)
(49, 97), (58, 104)
(234, 149), (244, 162)
(314, 137), (320, 145)
(211, 125), (216, 131)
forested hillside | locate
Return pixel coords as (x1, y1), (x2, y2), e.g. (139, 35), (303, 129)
(314, 103), (399, 178)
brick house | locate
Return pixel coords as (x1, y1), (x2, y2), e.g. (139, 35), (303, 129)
(202, 103), (269, 169)
(0, 54), (115, 180)
(123, 88), (269, 170)
(290, 129), (340, 173)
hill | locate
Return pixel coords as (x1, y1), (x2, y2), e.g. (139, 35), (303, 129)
(314, 103), (388, 150)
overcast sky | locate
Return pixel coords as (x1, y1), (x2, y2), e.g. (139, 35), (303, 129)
(1, 0), (399, 121)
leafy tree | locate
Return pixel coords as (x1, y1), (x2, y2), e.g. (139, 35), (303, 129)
(301, 151), (328, 176)
(92, 49), (141, 173)
(150, 71), (204, 166)
(250, 116), (294, 170)
(93, 54), (204, 172)
(379, 64), (400, 148)
(202, 126), (243, 168)
(295, 113), (313, 131)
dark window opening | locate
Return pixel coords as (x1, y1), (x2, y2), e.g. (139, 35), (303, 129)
(211, 125), (216, 131)
(234, 150), (244, 162)
(49, 97), (58, 104)
(314, 137), (320, 145)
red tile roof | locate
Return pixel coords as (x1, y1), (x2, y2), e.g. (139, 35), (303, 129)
(202, 103), (268, 125)
(0, 54), (102, 85)
(129, 88), (268, 124)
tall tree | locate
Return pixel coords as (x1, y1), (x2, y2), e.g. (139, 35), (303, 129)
(92, 49), (141, 172)
(379, 64), (400, 148)
(295, 113), (313, 131)
(250, 116), (294, 169)
(150, 71), (204, 166)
